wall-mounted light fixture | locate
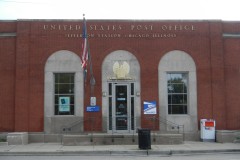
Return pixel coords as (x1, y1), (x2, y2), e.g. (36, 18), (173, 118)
(102, 91), (107, 97)
(136, 91), (140, 96)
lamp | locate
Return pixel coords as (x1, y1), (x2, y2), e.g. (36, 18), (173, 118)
(102, 91), (107, 97)
(136, 91), (140, 96)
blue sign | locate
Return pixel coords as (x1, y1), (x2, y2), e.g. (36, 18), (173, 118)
(86, 106), (100, 112)
(144, 101), (157, 114)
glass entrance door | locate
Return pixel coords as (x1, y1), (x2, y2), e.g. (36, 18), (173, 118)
(115, 84), (128, 130)
(109, 83), (131, 133)
(108, 82), (135, 133)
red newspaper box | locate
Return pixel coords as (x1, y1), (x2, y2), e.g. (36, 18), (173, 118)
(200, 119), (216, 142)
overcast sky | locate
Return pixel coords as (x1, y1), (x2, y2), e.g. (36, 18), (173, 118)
(0, 0), (240, 20)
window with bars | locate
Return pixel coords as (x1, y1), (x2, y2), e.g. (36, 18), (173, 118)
(54, 73), (74, 115)
(167, 73), (188, 114)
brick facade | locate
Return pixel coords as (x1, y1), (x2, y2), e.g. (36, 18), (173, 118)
(0, 20), (239, 132)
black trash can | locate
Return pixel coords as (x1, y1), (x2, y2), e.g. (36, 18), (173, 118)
(138, 128), (151, 149)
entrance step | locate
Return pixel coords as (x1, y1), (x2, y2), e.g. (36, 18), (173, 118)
(62, 133), (183, 146)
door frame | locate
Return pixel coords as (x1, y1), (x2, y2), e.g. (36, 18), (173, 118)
(111, 83), (131, 133)
(107, 81), (138, 134)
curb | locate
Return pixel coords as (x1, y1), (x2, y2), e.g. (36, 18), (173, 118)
(1, 149), (240, 156)
(166, 149), (240, 155)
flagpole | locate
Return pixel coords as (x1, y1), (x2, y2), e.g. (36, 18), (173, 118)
(85, 18), (95, 97)
(81, 14), (88, 86)
(81, 14), (95, 96)
(88, 41), (95, 97)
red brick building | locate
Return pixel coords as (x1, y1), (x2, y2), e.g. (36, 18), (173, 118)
(0, 20), (239, 140)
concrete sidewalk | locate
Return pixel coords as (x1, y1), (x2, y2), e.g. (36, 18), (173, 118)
(0, 141), (240, 156)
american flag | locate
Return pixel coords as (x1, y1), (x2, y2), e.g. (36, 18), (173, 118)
(81, 16), (88, 69)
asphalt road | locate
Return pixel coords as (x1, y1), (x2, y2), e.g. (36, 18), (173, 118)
(1, 153), (240, 160)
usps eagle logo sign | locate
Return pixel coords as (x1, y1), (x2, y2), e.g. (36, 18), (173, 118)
(144, 101), (157, 114)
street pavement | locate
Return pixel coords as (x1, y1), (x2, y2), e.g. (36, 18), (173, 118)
(0, 141), (240, 156)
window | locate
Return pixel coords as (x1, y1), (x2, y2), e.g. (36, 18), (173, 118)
(167, 73), (188, 114)
(54, 73), (74, 115)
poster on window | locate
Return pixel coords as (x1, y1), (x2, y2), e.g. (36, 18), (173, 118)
(59, 97), (70, 112)
(144, 101), (157, 114)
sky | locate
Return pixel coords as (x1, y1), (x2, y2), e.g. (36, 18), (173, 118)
(0, 0), (240, 21)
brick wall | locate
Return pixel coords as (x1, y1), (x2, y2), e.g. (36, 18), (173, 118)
(223, 22), (240, 129)
(0, 20), (240, 132)
(0, 21), (16, 131)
